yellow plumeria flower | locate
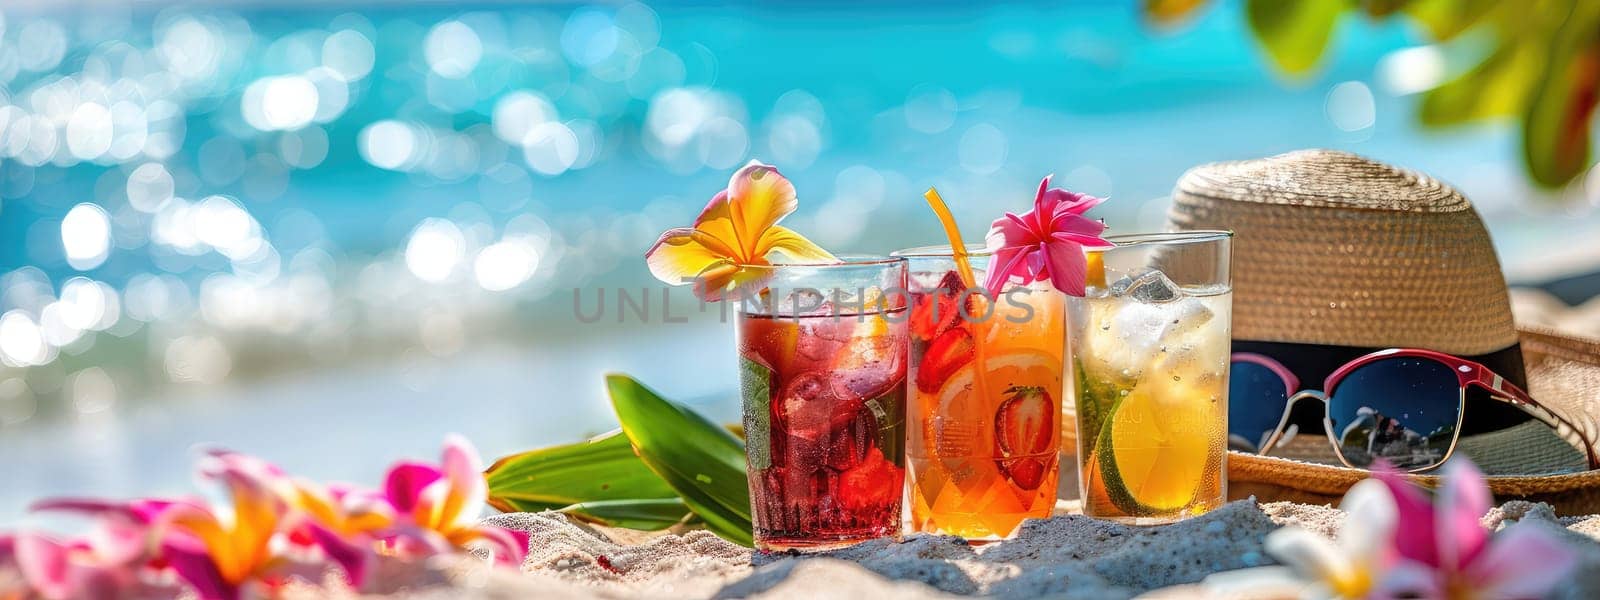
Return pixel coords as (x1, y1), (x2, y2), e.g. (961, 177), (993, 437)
(645, 160), (835, 300)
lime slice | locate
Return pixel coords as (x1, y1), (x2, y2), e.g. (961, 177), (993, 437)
(1093, 383), (1211, 514)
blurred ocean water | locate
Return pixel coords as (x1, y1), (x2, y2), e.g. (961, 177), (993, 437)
(2, 1), (1598, 523)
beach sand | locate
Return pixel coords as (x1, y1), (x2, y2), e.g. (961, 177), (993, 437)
(287, 499), (1600, 599)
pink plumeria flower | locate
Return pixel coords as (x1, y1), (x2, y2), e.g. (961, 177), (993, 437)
(1372, 460), (1578, 600)
(3, 499), (183, 600)
(202, 447), (395, 538)
(983, 175), (1113, 296)
(159, 457), (365, 600)
(368, 435), (530, 568)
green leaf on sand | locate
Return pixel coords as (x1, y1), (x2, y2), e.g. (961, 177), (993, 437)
(606, 374), (755, 546)
(1245, 0), (1346, 76)
(485, 429), (683, 517)
(558, 499), (693, 531)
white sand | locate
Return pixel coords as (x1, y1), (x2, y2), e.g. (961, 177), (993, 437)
(282, 499), (1600, 599)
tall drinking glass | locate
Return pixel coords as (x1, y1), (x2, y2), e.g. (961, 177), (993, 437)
(735, 256), (909, 551)
(1069, 231), (1232, 524)
(894, 245), (1063, 539)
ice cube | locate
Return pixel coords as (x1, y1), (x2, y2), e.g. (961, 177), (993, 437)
(780, 371), (865, 439)
(1159, 296), (1215, 337)
(1152, 295), (1230, 375)
(1087, 295), (1216, 383)
(776, 288), (827, 316)
(1116, 269), (1184, 304)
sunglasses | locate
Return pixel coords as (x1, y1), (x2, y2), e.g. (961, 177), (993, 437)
(1229, 349), (1599, 472)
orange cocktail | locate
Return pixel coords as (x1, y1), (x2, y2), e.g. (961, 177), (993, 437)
(896, 245), (1064, 539)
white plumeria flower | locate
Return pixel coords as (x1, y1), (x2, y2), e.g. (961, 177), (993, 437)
(1202, 480), (1397, 600)
(1264, 479), (1398, 599)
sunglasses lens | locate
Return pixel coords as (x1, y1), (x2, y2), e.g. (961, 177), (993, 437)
(1228, 360), (1291, 452)
(1328, 357), (1461, 470)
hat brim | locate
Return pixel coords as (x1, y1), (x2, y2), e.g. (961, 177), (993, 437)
(1226, 327), (1600, 514)
(1228, 451), (1600, 514)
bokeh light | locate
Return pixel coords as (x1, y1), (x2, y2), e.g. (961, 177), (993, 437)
(61, 203), (112, 270)
(425, 20), (482, 79)
(405, 218), (466, 283)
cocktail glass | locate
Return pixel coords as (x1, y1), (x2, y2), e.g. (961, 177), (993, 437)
(1069, 231), (1232, 524)
(735, 256), (909, 551)
(894, 245), (1063, 540)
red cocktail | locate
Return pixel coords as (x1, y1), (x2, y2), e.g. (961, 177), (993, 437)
(735, 258), (908, 551)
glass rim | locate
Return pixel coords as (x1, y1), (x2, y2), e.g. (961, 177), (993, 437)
(1104, 230), (1232, 248)
(757, 253), (906, 270)
(889, 243), (993, 258)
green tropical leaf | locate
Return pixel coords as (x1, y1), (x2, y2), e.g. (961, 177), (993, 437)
(1522, 2), (1600, 187)
(606, 374), (754, 546)
(558, 499), (693, 530)
(485, 429), (680, 514)
(1403, 0), (1503, 40)
(1419, 39), (1543, 126)
(1245, 0), (1349, 76)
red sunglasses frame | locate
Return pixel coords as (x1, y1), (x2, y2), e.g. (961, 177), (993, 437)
(1233, 348), (1600, 472)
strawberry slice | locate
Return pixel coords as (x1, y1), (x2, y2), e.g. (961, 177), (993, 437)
(914, 327), (974, 393)
(996, 387), (1055, 491)
(909, 271), (967, 341)
(995, 386), (1054, 456)
(999, 457), (1047, 491)
(840, 447), (903, 512)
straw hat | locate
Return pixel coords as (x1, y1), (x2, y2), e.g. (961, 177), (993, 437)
(1167, 149), (1600, 514)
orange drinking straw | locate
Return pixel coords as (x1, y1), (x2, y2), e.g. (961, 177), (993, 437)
(921, 186), (990, 403)
(922, 188), (978, 288)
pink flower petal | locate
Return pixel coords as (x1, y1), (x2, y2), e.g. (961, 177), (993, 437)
(1465, 522), (1576, 598)
(305, 523), (370, 590)
(161, 536), (235, 600)
(1030, 175), (1057, 222)
(15, 533), (73, 599)
(374, 527), (454, 560)
(127, 499), (183, 524)
(1050, 190), (1105, 217)
(470, 526), (531, 567)
(1435, 460), (1490, 569)
(1043, 240), (1089, 297)
(86, 519), (147, 567)
(982, 245), (1033, 293)
(26, 498), (156, 566)
(1051, 214), (1111, 245)
(1371, 464), (1440, 567)
(383, 462), (443, 514)
(993, 213), (1037, 246)
(28, 498), (129, 517)
(326, 482), (376, 504)
(438, 435), (488, 530)
(1, 532), (14, 563)
(199, 448), (287, 480)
